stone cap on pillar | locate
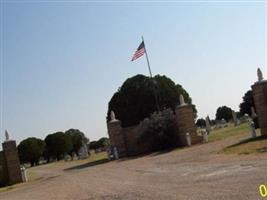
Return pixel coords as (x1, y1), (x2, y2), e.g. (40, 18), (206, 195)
(3, 129), (15, 143)
(178, 94), (187, 107)
(255, 68), (267, 84)
(109, 111), (120, 123)
(5, 130), (10, 141)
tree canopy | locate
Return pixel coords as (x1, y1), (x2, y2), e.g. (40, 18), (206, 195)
(89, 137), (110, 150)
(65, 129), (89, 155)
(215, 106), (233, 122)
(45, 132), (72, 161)
(18, 137), (45, 166)
(239, 90), (255, 116)
(107, 74), (196, 127)
(196, 118), (206, 127)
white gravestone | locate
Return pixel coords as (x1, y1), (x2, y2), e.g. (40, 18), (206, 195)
(250, 120), (256, 138)
(205, 116), (211, 133)
(185, 133), (191, 146)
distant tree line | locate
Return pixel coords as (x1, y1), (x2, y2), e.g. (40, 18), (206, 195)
(89, 137), (110, 151)
(18, 129), (89, 166)
(195, 89), (257, 128)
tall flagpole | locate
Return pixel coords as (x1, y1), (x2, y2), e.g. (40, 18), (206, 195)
(142, 36), (160, 111)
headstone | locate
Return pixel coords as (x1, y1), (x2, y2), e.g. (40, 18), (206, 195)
(232, 111), (238, 126)
(78, 142), (89, 159)
(107, 147), (114, 160)
(113, 146), (119, 159)
(221, 118), (227, 127)
(205, 116), (211, 133)
(250, 120), (256, 138)
(185, 133), (191, 146)
(202, 130), (208, 143)
(20, 166), (27, 182)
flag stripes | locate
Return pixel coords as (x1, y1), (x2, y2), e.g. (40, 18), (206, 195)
(131, 41), (145, 61)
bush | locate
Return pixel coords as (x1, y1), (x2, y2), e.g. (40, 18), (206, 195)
(138, 109), (177, 151)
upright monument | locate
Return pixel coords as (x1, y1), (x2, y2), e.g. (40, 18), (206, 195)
(251, 68), (267, 135)
(107, 111), (127, 157)
(175, 95), (201, 145)
(0, 130), (22, 185)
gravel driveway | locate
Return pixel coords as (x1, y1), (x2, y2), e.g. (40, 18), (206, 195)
(1, 134), (266, 200)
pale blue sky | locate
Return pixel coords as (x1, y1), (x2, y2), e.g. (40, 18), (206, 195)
(0, 1), (266, 145)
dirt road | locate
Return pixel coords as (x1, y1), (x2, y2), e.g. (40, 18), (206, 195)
(1, 134), (266, 200)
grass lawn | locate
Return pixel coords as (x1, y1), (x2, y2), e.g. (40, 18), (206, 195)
(223, 135), (267, 155)
(208, 122), (267, 155)
(209, 123), (251, 142)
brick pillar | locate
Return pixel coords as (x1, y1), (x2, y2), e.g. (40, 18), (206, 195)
(251, 80), (267, 135)
(2, 140), (22, 184)
(107, 120), (127, 157)
(0, 151), (8, 186)
(175, 104), (201, 146)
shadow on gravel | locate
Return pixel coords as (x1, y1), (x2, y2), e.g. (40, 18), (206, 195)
(117, 148), (176, 163)
(64, 158), (109, 171)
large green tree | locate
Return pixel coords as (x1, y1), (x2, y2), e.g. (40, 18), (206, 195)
(239, 90), (255, 116)
(65, 129), (89, 155)
(107, 74), (196, 127)
(45, 132), (72, 161)
(18, 137), (45, 166)
(89, 137), (110, 150)
(216, 106), (233, 122)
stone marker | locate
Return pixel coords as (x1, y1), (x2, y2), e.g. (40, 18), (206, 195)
(20, 166), (27, 182)
(232, 111), (238, 126)
(251, 67), (267, 135)
(205, 116), (211, 133)
(249, 119), (256, 138)
(202, 130), (208, 143)
(78, 142), (89, 159)
(185, 133), (191, 146)
(113, 146), (119, 159)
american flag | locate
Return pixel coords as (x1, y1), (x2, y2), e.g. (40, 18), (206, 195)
(131, 41), (145, 61)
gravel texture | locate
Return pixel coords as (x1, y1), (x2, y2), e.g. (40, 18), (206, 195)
(1, 134), (266, 200)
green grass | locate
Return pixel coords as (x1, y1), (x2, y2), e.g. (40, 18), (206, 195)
(223, 135), (267, 155)
(209, 123), (250, 142)
(86, 151), (108, 162)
